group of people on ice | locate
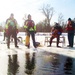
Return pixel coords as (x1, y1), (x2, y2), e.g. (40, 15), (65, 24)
(3, 13), (75, 49)
(48, 18), (75, 48)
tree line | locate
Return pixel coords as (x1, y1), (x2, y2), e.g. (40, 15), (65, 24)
(0, 4), (75, 32)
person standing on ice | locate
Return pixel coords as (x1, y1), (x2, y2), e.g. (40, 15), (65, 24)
(24, 14), (37, 48)
(5, 13), (19, 49)
(47, 23), (63, 47)
(66, 18), (75, 48)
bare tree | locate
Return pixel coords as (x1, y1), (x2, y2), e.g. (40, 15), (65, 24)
(40, 4), (55, 26)
(58, 13), (64, 25)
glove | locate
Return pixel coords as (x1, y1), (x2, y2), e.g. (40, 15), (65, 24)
(58, 32), (61, 35)
(52, 32), (54, 34)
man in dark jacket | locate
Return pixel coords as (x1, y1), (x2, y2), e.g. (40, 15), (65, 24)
(48, 23), (63, 47)
(66, 18), (75, 48)
(5, 13), (19, 49)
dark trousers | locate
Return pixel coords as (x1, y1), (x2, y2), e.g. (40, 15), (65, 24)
(49, 35), (60, 47)
(68, 33), (74, 47)
(7, 31), (18, 48)
(29, 31), (36, 48)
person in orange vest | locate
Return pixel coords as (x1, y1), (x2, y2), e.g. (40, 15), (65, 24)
(5, 13), (19, 49)
(24, 14), (36, 48)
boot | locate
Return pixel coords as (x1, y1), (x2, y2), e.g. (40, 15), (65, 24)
(15, 46), (19, 48)
(25, 44), (30, 48)
(47, 39), (52, 47)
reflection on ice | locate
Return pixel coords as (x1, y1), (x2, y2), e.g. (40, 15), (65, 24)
(7, 54), (19, 75)
(0, 32), (74, 75)
(0, 50), (74, 75)
(25, 52), (36, 74)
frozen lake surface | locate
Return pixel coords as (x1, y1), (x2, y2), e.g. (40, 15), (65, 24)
(0, 32), (75, 75)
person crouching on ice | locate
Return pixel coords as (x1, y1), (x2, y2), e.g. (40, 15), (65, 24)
(47, 23), (63, 47)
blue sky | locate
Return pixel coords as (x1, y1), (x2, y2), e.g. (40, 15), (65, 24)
(0, 0), (75, 26)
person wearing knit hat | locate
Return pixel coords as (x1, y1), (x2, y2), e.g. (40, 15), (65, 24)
(66, 18), (75, 48)
(68, 18), (71, 21)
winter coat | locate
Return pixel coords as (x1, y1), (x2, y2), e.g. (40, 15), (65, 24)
(66, 21), (75, 33)
(24, 20), (36, 32)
